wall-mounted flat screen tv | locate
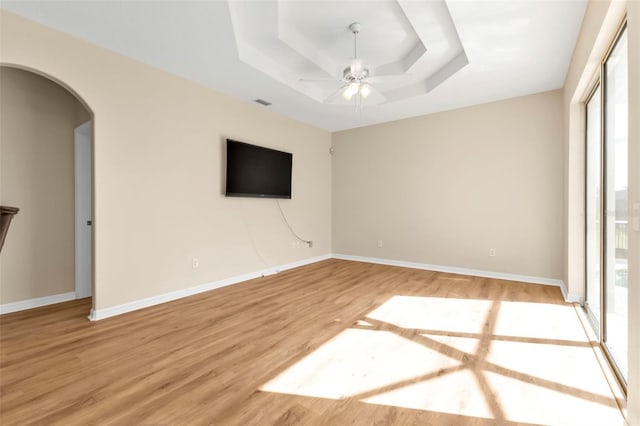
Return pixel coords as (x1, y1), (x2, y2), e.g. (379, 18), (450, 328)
(225, 139), (292, 199)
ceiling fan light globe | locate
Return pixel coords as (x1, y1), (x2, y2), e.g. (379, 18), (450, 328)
(342, 81), (359, 100)
(360, 84), (372, 99)
(341, 89), (354, 101)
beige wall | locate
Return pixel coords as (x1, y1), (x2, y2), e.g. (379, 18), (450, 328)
(332, 90), (564, 280)
(0, 10), (332, 311)
(2, 4), (638, 423)
(0, 67), (89, 303)
(563, 0), (639, 422)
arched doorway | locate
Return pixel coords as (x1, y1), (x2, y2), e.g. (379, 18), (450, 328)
(0, 65), (95, 318)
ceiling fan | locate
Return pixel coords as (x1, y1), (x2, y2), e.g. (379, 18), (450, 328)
(301, 22), (400, 109)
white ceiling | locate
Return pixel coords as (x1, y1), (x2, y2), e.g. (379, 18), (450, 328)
(0, 0), (587, 132)
(228, 1), (467, 105)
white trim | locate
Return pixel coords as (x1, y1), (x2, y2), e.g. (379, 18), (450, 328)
(567, 294), (581, 303)
(259, 254), (332, 276)
(557, 280), (582, 303)
(559, 280), (569, 300)
(333, 253), (569, 289)
(0, 292), (76, 315)
(89, 254), (332, 321)
(6, 253), (577, 319)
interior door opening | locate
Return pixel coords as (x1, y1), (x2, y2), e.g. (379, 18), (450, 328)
(74, 121), (93, 299)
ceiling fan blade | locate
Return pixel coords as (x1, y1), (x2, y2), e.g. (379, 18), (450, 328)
(366, 74), (406, 84)
(362, 85), (387, 104)
(323, 84), (348, 104)
(299, 78), (340, 83)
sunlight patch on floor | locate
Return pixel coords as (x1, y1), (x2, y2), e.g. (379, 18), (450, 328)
(361, 369), (493, 419)
(425, 334), (480, 355)
(484, 371), (622, 425)
(367, 296), (491, 334)
(486, 339), (608, 395)
(260, 295), (624, 424)
(261, 328), (461, 400)
(492, 301), (589, 341)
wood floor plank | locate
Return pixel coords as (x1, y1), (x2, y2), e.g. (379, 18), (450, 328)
(0, 259), (624, 425)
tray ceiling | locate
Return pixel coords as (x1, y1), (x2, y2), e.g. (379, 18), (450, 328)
(0, 1), (587, 131)
(228, 0), (468, 105)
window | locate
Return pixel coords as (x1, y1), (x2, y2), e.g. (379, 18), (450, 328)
(603, 26), (628, 381)
(585, 84), (601, 334)
(584, 23), (628, 385)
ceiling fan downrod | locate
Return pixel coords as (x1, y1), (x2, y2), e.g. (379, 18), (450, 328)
(349, 22), (361, 58)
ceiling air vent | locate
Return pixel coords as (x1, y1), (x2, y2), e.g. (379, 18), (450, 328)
(253, 99), (271, 106)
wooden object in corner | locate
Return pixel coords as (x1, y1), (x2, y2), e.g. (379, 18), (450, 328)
(0, 205), (19, 254)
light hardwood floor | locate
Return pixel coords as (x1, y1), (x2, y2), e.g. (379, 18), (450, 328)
(0, 259), (625, 425)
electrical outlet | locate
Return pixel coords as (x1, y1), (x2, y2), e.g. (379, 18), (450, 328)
(489, 248), (496, 257)
(377, 240), (383, 248)
(192, 258), (199, 269)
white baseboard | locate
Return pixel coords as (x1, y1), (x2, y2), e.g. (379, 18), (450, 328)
(3, 253), (579, 319)
(566, 294), (582, 303)
(89, 254), (332, 321)
(259, 254), (332, 276)
(332, 253), (572, 297)
(0, 292), (76, 315)
(558, 280), (582, 303)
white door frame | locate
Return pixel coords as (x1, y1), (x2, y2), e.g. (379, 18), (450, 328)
(74, 121), (93, 299)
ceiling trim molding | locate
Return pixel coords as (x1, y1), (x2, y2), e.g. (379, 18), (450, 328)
(228, 0), (468, 105)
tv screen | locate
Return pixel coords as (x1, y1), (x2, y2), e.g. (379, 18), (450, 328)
(225, 139), (292, 199)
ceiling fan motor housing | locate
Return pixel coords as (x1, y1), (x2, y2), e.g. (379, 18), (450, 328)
(343, 66), (369, 81)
